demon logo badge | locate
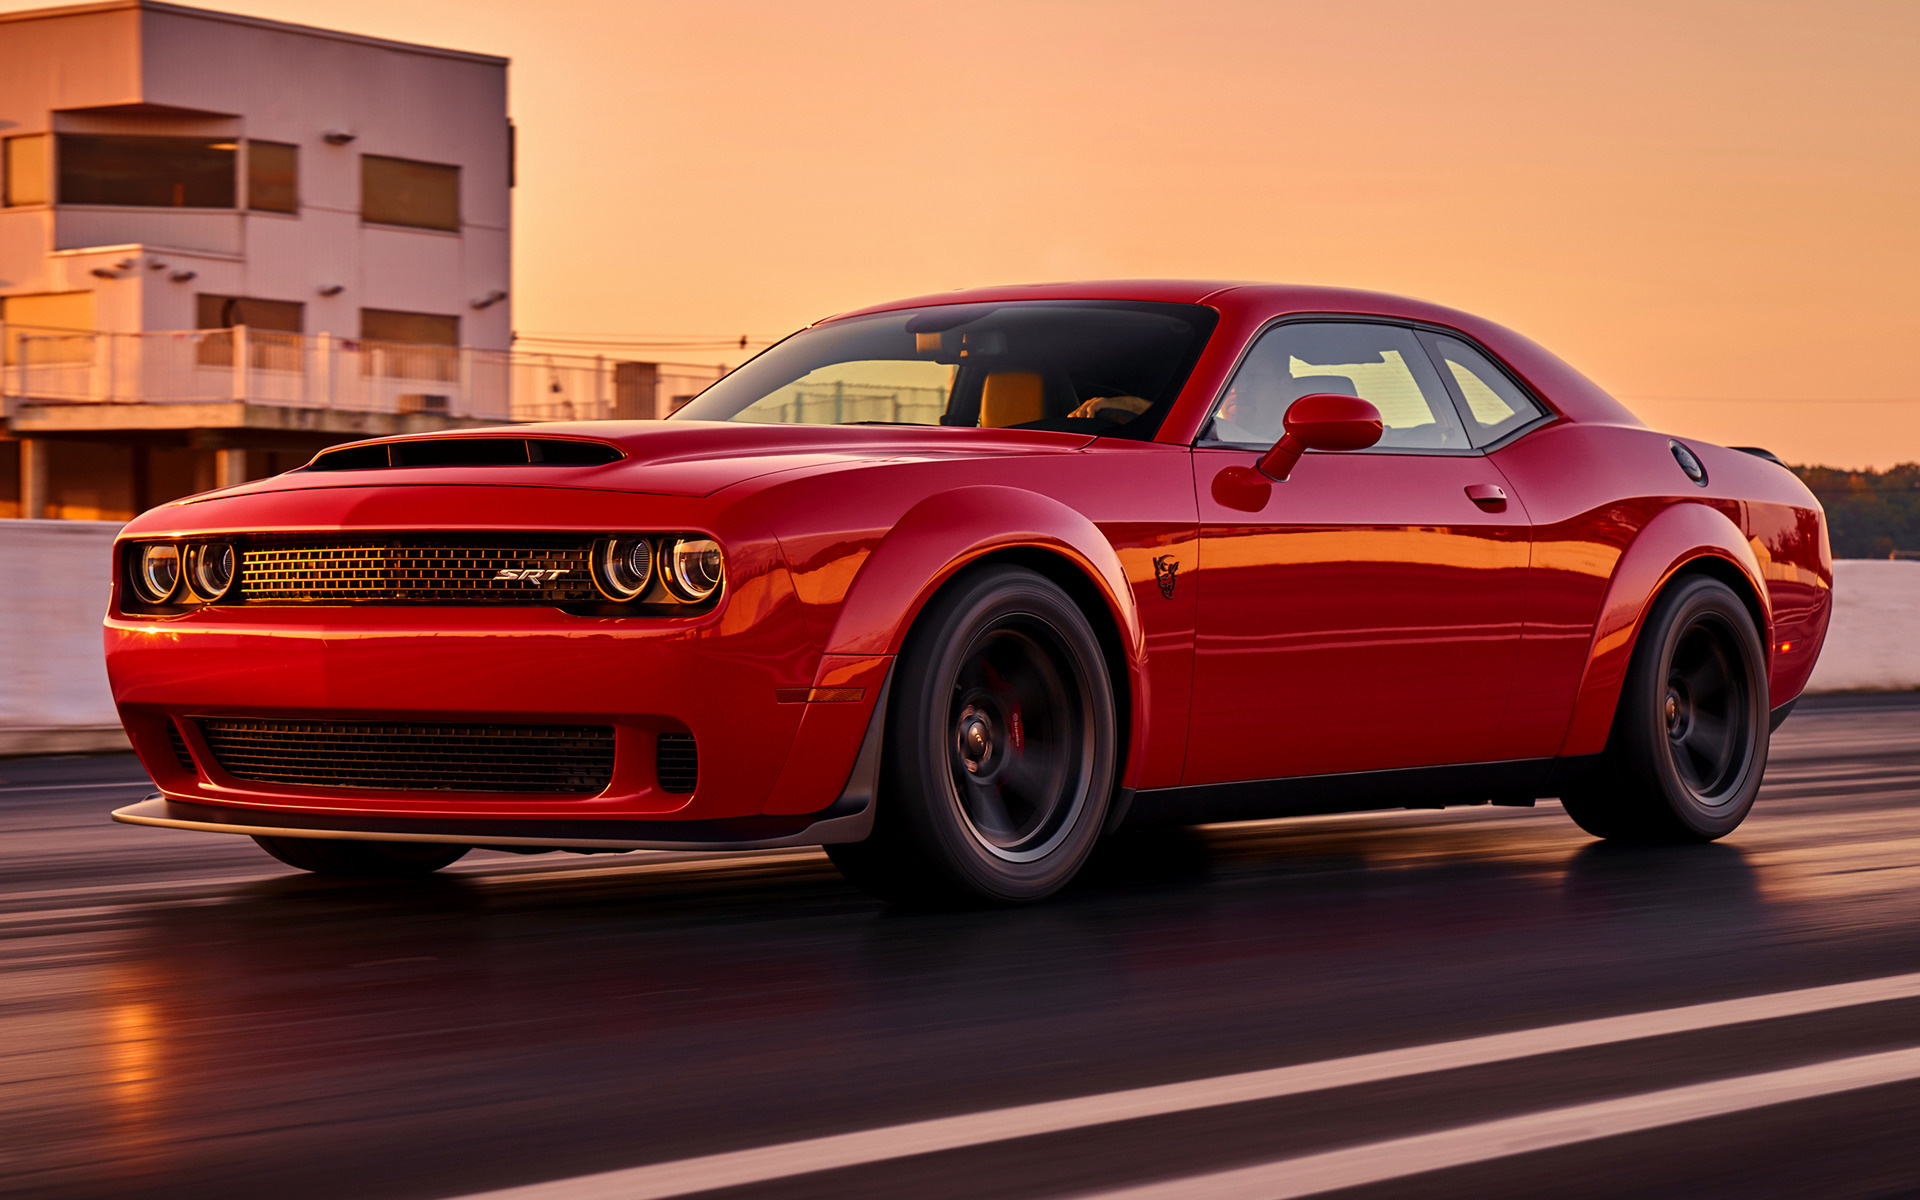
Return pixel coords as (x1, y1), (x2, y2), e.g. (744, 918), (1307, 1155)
(1152, 555), (1180, 599)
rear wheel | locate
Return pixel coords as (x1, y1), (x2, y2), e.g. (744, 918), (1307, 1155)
(1561, 575), (1768, 842)
(253, 835), (470, 878)
(827, 565), (1117, 905)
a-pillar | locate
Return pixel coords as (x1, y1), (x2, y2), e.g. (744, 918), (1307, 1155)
(214, 446), (248, 488)
(18, 438), (48, 519)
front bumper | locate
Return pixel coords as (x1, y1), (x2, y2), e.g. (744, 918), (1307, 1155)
(106, 604), (891, 828)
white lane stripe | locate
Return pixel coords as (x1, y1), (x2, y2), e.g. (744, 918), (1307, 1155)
(1077, 1045), (1920, 1200)
(453, 970), (1920, 1200)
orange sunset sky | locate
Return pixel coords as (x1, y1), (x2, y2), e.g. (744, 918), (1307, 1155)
(7, 0), (1916, 468)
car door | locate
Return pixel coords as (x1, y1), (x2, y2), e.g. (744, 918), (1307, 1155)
(1185, 319), (1532, 785)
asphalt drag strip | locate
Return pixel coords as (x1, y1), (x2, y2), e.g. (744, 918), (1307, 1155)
(456, 974), (1920, 1200)
(8, 695), (1920, 1200)
(1075, 1047), (1920, 1199)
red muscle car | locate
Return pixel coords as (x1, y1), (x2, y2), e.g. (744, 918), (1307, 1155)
(106, 282), (1833, 903)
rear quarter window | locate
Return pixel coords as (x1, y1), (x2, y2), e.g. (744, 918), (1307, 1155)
(1420, 332), (1549, 447)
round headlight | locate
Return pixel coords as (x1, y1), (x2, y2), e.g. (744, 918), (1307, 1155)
(187, 542), (236, 600)
(593, 537), (654, 601)
(134, 543), (181, 603)
(665, 537), (724, 602)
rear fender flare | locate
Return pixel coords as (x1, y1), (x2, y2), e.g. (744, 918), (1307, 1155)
(1559, 502), (1771, 757)
(823, 485), (1149, 784)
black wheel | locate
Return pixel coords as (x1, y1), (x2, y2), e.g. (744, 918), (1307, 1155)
(253, 835), (470, 878)
(1561, 576), (1769, 843)
(827, 565), (1117, 905)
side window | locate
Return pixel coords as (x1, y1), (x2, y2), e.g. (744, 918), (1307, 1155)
(1421, 332), (1547, 447)
(1205, 321), (1468, 451)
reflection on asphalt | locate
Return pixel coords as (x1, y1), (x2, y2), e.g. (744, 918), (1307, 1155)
(2, 697), (1919, 1200)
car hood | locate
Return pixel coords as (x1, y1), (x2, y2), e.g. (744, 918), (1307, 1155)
(183, 420), (1097, 505)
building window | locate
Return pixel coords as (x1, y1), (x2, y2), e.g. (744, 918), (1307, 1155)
(2, 291), (94, 331)
(361, 155), (459, 231)
(247, 140), (298, 213)
(3, 134), (50, 206)
(360, 308), (458, 345)
(195, 294), (305, 370)
(1, 292), (94, 364)
(57, 134), (236, 208)
(361, 308), (459, 381)
(196, 294), (305, 333)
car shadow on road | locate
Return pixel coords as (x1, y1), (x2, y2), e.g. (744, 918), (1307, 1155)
(1559, 839), (1764, 912)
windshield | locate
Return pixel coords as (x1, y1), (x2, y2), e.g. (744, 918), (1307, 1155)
(672, 300), (1217, 440)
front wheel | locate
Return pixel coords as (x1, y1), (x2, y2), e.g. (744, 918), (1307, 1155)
(1561, 575), (1769, 842)
(254, 835), (470, 878)
(828, 565), (1117, 905)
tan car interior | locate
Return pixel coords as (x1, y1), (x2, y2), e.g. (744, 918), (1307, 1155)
(978, 370), (1046, 428)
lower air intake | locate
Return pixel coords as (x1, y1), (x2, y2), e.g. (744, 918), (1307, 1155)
(656, 732), (698, 794)
(197, 718), (615, 794)
(167, 722), (196, 772)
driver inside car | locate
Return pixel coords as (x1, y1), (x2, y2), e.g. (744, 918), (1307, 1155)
(1066, 393), (1152, 422)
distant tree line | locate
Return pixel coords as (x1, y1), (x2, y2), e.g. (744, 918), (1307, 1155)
(1791, 464), (1920, 559)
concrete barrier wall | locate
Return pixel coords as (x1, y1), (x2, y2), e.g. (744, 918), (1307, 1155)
(1803, 560), (1920, 694)
(0, 520), (1913, 756)
(0, 520), (125, 756)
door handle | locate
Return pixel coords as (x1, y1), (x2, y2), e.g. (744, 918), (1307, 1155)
(1465, 483), (1508, 512)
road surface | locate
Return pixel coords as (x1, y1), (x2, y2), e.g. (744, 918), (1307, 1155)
(4, 695), (1919, 1199)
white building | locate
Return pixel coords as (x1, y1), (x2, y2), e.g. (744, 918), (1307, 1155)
(0, 1), (722, 521)
(0, 0), (514, 348)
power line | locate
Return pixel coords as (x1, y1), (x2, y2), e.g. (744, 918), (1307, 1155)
(516, 331), (773, 339)
(513, 332), (776, 349)
(1620, 394), (1920, 405)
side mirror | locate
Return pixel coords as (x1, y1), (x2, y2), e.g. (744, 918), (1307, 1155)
(1256, 393), (1384, 481)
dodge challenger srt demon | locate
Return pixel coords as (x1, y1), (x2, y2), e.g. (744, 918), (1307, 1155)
(106, 281), (1832, 904)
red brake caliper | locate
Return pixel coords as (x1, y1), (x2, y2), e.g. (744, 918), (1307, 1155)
(985, 661), (1024, 756)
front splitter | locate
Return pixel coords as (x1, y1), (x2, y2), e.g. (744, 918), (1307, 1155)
(112, 794), (873, 852)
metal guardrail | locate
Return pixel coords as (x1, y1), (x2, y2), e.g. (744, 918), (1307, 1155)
(0, 324), (725, 422)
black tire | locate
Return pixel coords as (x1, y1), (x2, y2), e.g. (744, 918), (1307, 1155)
(253, 835), (470, 878)
(827, 565), (1118, 905)
(1561, 576), (1769, 843)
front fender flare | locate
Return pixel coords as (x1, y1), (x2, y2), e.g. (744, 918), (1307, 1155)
(1558, 502), (1771, 757)
(823, 484), (1150, 785)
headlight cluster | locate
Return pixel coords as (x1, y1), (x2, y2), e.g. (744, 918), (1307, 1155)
(591, 535), (724, 604)
(130, 541), (235, 604)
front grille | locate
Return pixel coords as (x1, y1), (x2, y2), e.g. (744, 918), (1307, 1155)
(166, 722), (196, 772)
(197, 718), (615, 794)
(657, 732), (698, 793)
(239, 539), (596, 604)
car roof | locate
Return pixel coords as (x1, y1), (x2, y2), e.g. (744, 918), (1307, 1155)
(818, 280), (1644, 430)
(823, 280), (1489, 325)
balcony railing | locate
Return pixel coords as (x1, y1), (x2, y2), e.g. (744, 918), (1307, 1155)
(0, 325), (726, 423)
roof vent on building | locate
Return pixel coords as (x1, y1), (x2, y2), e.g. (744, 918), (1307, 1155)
(306, 437), (624, 471)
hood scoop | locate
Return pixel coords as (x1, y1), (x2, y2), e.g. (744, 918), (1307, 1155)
(306, 437), (624, 471)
